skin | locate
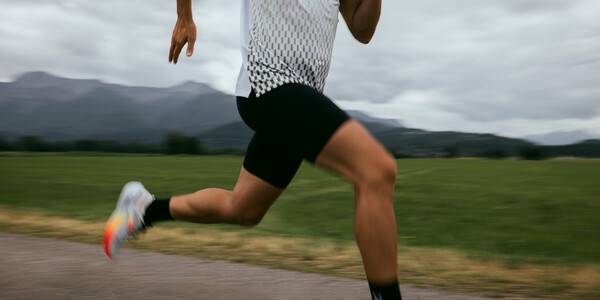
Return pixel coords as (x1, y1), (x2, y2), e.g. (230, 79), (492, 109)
(340, 0), (382, 44)
(169, 0), (196, 64)
(168, 0), (382, 63)
(168, 0), (397, 285)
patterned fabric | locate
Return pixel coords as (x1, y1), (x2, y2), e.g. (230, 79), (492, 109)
(235, 0), (253, 98)
(247, 0), (340, 97)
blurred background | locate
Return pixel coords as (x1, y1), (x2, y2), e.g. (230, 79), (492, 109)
(1, 1), (599, 299)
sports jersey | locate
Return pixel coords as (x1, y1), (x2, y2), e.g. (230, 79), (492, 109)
(235, 0), (340, 98)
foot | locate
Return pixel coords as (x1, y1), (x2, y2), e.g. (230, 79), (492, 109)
(103, 181), (154, 259)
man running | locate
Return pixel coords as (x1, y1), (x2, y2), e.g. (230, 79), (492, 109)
(104, 0), (401, 299)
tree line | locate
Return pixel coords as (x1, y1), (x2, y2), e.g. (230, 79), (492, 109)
(391, 145), (551, 160)
(0, 133), (223, 155)
(2, 134), (597, 159)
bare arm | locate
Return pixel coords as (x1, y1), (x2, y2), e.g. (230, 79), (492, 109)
(169, 0), (197, 64)
(339, 0), (382, 44)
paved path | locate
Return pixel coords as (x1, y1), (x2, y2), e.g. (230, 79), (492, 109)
(0, 233), (493, 300)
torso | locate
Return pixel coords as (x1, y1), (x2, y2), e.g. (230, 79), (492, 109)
(235, 0), (340, 98)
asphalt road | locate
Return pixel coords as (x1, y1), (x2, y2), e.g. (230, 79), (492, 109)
(0, 233), (493, 300)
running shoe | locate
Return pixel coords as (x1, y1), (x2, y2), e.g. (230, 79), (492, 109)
(103, 181), (154, 259)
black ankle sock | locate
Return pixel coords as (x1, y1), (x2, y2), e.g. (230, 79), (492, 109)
(143, 198), (173, 227)
(369, 281), (402, 300)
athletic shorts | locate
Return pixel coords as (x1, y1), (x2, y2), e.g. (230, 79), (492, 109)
(236, 83), (351, 189)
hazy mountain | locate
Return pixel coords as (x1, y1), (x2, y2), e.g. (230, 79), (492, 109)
(198, 120), (533, 157)
(0, 72), (239, 143)
(0, 72), (412, 144)
(543, 139), (600, 158)
(377, 129), (532, 157)
(347, 110), (402, 129)
(200, 121), (254, 150)
(3, 71), (220, 102)
(523, 130), (598, 146)
(3, 72), (598, 157)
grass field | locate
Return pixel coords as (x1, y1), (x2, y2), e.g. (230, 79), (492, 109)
(1, 153), (599, 264)
(1, 153), (600, 298)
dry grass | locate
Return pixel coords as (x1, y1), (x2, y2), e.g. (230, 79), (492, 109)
(1, 208), (598, 299)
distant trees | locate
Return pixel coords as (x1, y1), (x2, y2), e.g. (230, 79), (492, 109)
(442, 146), (459, 158)
(480, 148), (509, 159)
(518, 145), (547, 160)
(70, 140), (159, 153)
(74, 140), (102, 152)
(543, 140), (600, 158)
(0, 134), (593, 160)
(0, 137), (9, 151)
(19, 136), (51, 151)
(0, 133), (206, 155)
(391, 152), (414, 159)
(163, 132), (204, 155)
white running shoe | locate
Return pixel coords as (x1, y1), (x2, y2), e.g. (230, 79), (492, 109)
(103, 181), (154, 259)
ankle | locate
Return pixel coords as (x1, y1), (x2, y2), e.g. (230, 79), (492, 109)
(368, 280), (402, 300)
(143, 198), (174, 227)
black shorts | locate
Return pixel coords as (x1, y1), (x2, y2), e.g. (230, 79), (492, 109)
(236, 83), (351, 189)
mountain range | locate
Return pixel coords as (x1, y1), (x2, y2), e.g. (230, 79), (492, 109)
(1, 72), (599, 157)
(522, 130), (598, 146)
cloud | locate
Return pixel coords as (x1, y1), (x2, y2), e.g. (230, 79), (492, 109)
(0, 0), (241, 91)
(1, 0), (599, 137)
(329, 0), (600, 122)
(336, 91), (600, 137)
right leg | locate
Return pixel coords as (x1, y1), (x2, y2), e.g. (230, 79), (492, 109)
(104, 133), (301, 257)
(167, 132), (303, 227)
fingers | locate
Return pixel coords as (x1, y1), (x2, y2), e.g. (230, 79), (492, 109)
(186, 26), (197, 57)
(168, 21), (196, 64)
(169, 35), (177, 63)
(169, 34), (185, 64)
(186, 37), (195, 57)
(172, 40), (186, 64)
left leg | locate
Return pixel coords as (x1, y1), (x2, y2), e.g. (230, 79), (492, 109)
(315, 119), (398, 284)
(253, 83), (400, 299)
(169, 165), (282, 226)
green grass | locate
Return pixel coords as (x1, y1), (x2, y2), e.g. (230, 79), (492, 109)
(1, 153), (599, 266)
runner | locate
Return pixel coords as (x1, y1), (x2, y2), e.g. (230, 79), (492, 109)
(103, 0), (401, 299)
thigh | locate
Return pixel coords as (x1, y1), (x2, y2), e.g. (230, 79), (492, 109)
(232, 133), (302, 218)
(237, 83), (350, 163)
(231, 165), (283, 219)
(241, 133), (303, 190)
(315, 119), (396, 184)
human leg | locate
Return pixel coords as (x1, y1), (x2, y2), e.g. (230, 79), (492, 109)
(104, 132), (302, 257)
(315, 120), (399, 284)
(169, 166), (282, 226)
(161, 132), (302, 226)
(236, 84), (399, 284)
(236, 83), (401, 298)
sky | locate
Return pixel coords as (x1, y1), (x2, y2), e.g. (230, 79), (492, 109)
(1, 0), (599, 139)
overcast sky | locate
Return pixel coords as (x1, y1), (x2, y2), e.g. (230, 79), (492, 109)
(1, 0), (599, 138)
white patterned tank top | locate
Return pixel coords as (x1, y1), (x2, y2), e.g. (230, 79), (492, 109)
(236, 0), (340, 98)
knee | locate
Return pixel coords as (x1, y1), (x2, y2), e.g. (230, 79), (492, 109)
(356, 154), (397, 191)
(237, 211), (264, 227)
(229, 201), (265, 227)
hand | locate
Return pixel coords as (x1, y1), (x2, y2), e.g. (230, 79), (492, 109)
(169, 18), (196, 64)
